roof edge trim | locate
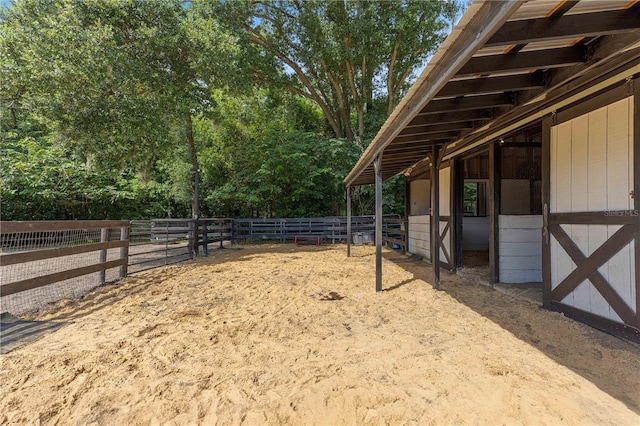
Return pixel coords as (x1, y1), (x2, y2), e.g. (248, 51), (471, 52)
(344, 0), (525, 187)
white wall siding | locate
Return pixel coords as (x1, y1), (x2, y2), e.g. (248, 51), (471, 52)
(408, 215), (430, 260)
(549, 96), (635, 322)
(439, 166), (452, 264)
(499, 215), (542, 283)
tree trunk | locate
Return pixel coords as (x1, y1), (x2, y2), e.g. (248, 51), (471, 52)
(185, 113), (198, 219)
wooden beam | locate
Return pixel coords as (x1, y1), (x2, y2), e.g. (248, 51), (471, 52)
(485, 8), (640, 48)
(634, 76), (640, 327)
(374, 155), (383, 292)
(448, 37), (640, 159)
(407, 109), (492, 127)
(392, 131), (462, 144)
(542, 116), (552, 308)
(431, 145), (441, 290)
(343, 0), (523, 188)
(420, 94), (514, 115)
(346, 186), (351, 258)
(456, 47), (587, 78)
(399, 121), (474, 137)
(488, 140), (500, 283)
(0, 240), (127, 266)
(1, 258), (127, 297)
(436, 74), (545, 98)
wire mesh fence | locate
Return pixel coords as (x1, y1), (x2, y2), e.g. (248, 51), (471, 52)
(1, 216), (405, 316)
(128, 220), (194, 274)
(1, 221), (129, 315)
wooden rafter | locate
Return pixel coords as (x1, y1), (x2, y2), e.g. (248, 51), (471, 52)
(407, 109), (492, 127)
(420, 94), (514, 114)
(456, 47), (587, 78)
(399, 121), (474, 136)
(485, 7), (640, 47)
(436, 74), (545, 99)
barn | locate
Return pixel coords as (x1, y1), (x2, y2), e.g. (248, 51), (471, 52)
(344, 0), (640, 342)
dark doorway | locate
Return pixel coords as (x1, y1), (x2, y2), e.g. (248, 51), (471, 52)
(458, 151), (491, 282)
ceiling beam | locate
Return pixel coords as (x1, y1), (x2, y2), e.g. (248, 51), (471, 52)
(407, 109), (492, 127)
(456, 47), (587, 78)
(435, 73), (544, 98)
(392, 131), (461, 145)
(485, 8), (640, 48)
(399, 121), (474, 137)
(420, 93), (514, 114)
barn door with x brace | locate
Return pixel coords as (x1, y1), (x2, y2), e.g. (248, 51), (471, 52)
(437, 161), (454, 270)
(542, 84), (640, 341)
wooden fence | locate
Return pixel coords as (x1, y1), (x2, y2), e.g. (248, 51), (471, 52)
(231, 216), (377, 243)
(0, 220), (130, 298)
(1, 216), (405, 311)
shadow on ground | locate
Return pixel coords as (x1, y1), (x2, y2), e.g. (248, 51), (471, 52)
(381, 249), (640, 415)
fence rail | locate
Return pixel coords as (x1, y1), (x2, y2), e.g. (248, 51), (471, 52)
(1, 216), (406, 314)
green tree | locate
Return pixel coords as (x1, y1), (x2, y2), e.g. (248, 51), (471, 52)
(210, 0), (450, 141)
(1, 0), (240, 217)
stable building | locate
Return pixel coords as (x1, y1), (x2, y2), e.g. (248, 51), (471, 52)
(344, 0), (640, 342)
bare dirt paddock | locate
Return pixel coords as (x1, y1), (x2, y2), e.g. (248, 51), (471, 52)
(1, 244), (639, 425)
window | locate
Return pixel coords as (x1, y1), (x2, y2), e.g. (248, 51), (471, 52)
(463, 181), (487, 217)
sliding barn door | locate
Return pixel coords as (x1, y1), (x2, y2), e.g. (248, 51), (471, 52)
(544, 91), (639, 339)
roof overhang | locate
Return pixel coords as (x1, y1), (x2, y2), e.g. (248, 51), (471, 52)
(345, 0), (640, 187)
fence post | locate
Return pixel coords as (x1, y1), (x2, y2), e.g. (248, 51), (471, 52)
(230, 219), (235, 245)
(99, 227), (109, 283)
(120, 225), (130, 278)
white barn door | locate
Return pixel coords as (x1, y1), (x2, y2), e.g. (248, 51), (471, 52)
(544, 93), (638, 338)
(438, 165), (453, 269)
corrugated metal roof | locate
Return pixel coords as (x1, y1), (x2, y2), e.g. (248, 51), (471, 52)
(344, 0), (640, 187)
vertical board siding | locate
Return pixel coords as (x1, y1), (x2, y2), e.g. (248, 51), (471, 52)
(570, 116), (590, 312)
(498, 215), (542, 283)
(439, 167), (451, 216)
(408, 215), (431, 259)
(550, 96), (635, 323)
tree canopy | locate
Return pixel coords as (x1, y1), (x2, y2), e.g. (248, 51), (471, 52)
(1, 0), (466, 221)
(210, 0), (452, 142)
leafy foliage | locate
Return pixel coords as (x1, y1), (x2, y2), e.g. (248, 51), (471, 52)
(0, 0), (466, 220)
(210, 0), (454, 141)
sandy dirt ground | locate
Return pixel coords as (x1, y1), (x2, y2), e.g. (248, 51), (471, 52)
(1, 244), (639, 425)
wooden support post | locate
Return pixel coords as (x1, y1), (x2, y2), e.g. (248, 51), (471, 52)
(202, 220), (209, 256)
(347, 186), (352, 257)
(452, 157), (463, 271)
(541, 115), (553, 308)
(374, 155), (383, 292)
(489, 140), (501, 284)
(99, 227), (109, 283)
(431, 145), (441, 290)
(633, 77), (640, 326)
(119, 225), (129, 279)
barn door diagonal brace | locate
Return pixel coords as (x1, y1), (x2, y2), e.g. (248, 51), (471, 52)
(550, 224), (636, 325)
